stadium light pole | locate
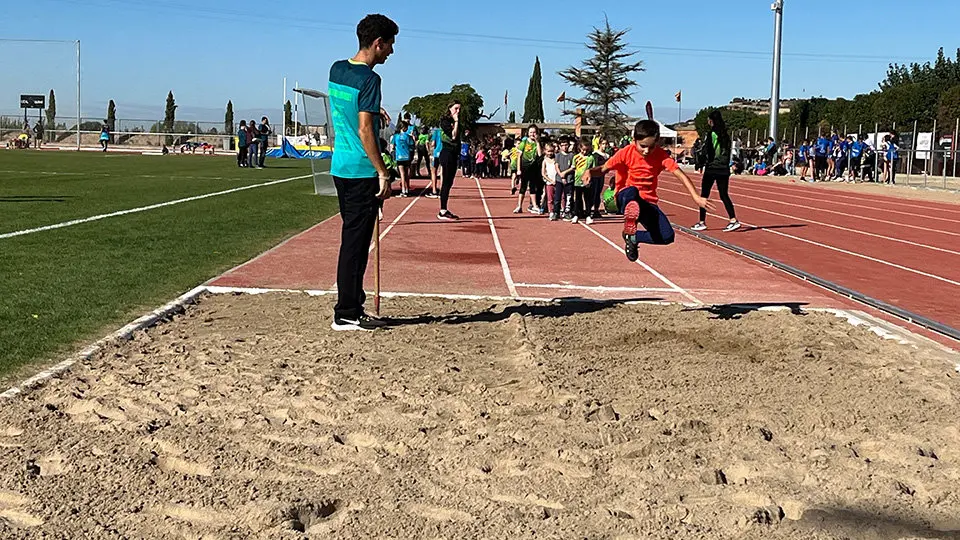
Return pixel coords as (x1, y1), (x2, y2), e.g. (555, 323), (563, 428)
(76, 40), (81, 151)
(769, 0), (784, 141)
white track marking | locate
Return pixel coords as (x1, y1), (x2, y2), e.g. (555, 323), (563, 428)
(659, 186), (960, 256)
(0, 174), (312, 240)
(515, 283), (681, 293)
(703, 180), (960, 225)
(579, 222), (702, 305)
(475, 178), (519, 297)
(659, 199), (960, 287)
(722, 175), (960, 215)
(377, 191), (422, 244)
(718, 186), (960, 237)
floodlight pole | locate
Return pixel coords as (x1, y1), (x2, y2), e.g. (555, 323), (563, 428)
(76, 40), (81, 151)
(768, 1), (784, 141)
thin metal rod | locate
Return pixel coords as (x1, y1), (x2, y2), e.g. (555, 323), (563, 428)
(76, 40), (81, 151)
(769, 1), (784, 140)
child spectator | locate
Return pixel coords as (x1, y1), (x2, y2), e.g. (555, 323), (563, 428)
(541, 142), (560, 220)
(554, 137), (575, 219)
(571, 138), (595, 224)
(236, 120), (248, 167)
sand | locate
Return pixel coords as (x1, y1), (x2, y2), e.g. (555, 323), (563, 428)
(0, 293), (958, 539)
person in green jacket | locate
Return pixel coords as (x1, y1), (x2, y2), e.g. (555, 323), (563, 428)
(691, 110), (740, 232)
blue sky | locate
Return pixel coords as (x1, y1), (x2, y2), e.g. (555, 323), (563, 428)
(1, 0), (955, 125)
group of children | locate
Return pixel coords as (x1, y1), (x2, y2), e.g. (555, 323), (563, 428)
(796, 132), (898, 184)
(531, 135), (612, 224)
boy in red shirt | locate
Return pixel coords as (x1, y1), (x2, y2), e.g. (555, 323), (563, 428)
(582, 120), (713, 261)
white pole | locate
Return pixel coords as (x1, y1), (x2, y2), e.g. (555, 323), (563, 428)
(294, 80), (299, 135)
(769, 1), (784, 140)
(76, 40), (81, 151)
(282, 77), (286, 140)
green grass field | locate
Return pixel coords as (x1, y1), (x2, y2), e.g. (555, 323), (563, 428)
(0, 151), (337, 378)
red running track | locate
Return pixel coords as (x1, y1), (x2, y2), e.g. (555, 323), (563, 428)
(212, 175), (866, 312)
(656, 171), (960, 330)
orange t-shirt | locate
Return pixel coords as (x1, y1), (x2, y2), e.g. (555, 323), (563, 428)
(604, 144), (678, 204)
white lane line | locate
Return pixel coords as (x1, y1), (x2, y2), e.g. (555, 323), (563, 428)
(579, 222), (703, 305)
(708, 180), (960, 225)
(723, 175), (960, 215)
(515, 282), (680, 293)
(1, 174), (313, 240)
(666, 177), (960, 233)
(475, 178), (519, 297)
(659, 199), (960, 288)
(377, 191), (422, 245)
(659, 186), (960, 256)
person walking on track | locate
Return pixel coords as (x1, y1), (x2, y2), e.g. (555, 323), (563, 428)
(436, 100), (462, 220)
(328, 13), (398, 331)
(691, 110), (740, 232)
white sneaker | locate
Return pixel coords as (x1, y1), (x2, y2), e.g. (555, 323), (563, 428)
(691, 222), (707, 231)
(513, 206), (522, 214)
(585, 216), (594, 225)
(723, 221), (742, 232)
(571, 216), (579, 224)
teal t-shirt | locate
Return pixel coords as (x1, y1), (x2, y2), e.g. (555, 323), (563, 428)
(328, 59), (382, 178)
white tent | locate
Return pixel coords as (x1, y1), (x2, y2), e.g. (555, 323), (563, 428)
(656, 120), (678, 138)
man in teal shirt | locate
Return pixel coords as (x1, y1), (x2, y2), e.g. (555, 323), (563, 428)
(328, 13), (398, 331)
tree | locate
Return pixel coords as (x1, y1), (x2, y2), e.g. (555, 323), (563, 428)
(163, 91), (177, 145)
(522, 57), (545, 123)
(45, 89), (56, 142)
(106, 100), (116, 141)
(402, 84), (485, 128)
(224, 100), (234, 135)
(284, 100), (293, 134)
(508, 111), (516, 123)
(937, 85), (960, 127)
(559, 19), (644, 138)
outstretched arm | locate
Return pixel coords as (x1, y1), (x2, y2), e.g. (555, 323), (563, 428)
(671, 168), (713, 210)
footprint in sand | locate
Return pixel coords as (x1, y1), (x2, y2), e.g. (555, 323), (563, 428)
(405, 503), (475, 523)
(152, 455), (213, 477)
(37, 453), (70, 477)
(0, 490), (43, 528)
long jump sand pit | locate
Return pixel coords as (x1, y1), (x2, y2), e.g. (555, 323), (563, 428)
(0, 293), (959, 539)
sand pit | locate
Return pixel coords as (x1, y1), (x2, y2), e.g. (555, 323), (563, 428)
(0, 293), (958, 539)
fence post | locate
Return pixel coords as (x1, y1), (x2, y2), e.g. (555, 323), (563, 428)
(953, 118), (959, 181)
(804, 125), (809, 140)
(930, 119), (937, 178)
(792, 126), (797, 146)
(907, 120), (917, 186)
(874, 122), (880, 183)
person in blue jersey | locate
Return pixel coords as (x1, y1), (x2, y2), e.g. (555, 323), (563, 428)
(883, 134), (900, 184)
(797, 139), (810, 181)
(391, 119), (415, 197)
(849, 136), (866, 181)
(327, 13), (398, 331)
(437, 100), (463, 220)
(814, 134), (830, 181)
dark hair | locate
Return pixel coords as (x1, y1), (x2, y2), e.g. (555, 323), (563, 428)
(445, 100), (461, 116)
(396, 120), (408, 132)
(261, 116), (269, 123)
(632, 120), (660, 140)
(579, 137), (592, 148)
(357, 14), (399, 50)
(527, 124), (539, 133)
(239, 120), (246, 127)
(707, 109), (731, 151)
(503, 137), (515, 150)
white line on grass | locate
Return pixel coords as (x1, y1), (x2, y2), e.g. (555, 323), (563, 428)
(475, 178), (519, 298)
(579, 222), (703, 305)
(658, 186), (960, 256)
(0, 174), (312, 240)
(658, 199), (960, 288)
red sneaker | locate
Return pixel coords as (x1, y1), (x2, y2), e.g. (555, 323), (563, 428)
(622, 200), (639, 237)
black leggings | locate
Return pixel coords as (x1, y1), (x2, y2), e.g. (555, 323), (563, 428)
(700, 171), (736, 222)
(439, 148), (459, 210)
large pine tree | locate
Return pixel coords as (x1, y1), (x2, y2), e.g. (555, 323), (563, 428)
(559, 18), (644, 137)
(284, 100), (293, 134)
(522, 57), (544, 123)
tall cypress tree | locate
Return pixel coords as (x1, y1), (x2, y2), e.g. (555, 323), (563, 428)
(106, 100), (116, 139)
(46, 89), (56, 141)
(163, 91), (177, 145)
(284, 100), (293, 134)
(225, 100), (234, 134)
(522, 57), (545, 123)
(559, 18), (644, 138)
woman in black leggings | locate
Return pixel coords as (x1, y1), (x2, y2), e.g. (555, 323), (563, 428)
(692, 110), (740, 232)
(437, 101), (461, 220)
